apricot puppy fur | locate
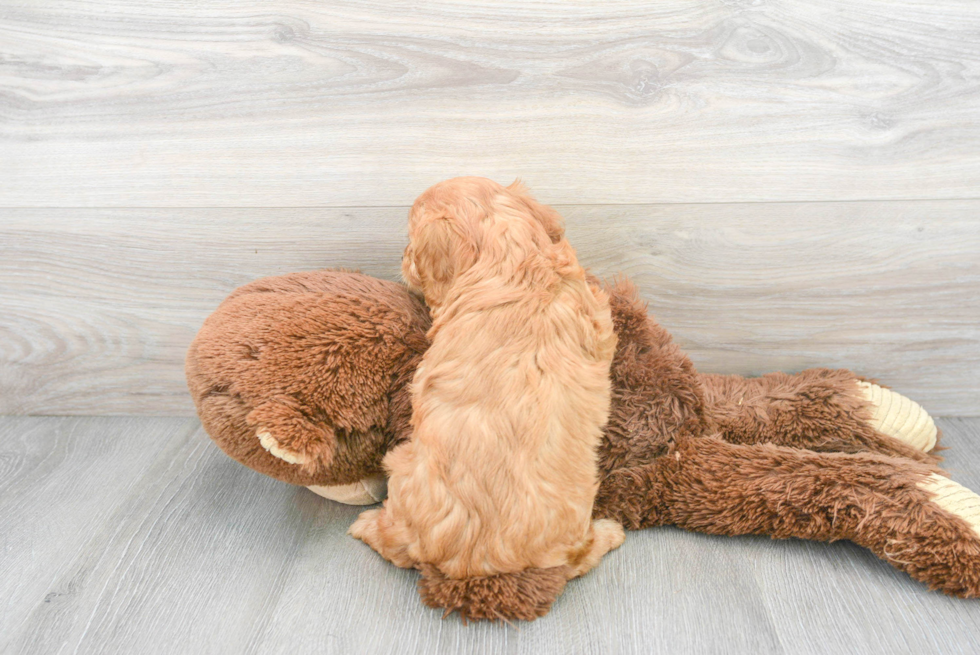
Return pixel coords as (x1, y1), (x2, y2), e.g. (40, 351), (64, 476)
(349, 177), (624, 587)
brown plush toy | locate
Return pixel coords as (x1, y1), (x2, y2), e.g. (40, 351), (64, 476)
(186, 269), (980, 622)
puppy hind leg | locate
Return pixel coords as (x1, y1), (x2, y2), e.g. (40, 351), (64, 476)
(567, 519), (626, 579)
(349, 508), (418, 569)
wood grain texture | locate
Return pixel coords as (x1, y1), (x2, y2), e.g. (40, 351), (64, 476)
(3, 416), (980, 654)
(2, 0), (979, 206)
(0, 417), (197, 645)
(2, 419), (316, 654)
(2, 201), (978, 416)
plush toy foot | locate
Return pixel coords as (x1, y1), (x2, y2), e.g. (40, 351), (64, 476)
(308, 475), (388, 505)
(897, 473), (980, 597)
(257, 429), (313, 465)
(919, 474), (980, 537)
(857, 382), (938, 452)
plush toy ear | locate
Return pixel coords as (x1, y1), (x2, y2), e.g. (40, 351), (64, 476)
(508, 179), (564, 244)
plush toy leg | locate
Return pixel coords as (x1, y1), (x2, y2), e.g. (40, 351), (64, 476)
(596, 437), (980, 597)
(698, 369), (940, 464)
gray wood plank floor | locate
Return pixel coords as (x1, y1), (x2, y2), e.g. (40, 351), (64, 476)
(3, 416), (980, 654)
(3, 1), (980, 206)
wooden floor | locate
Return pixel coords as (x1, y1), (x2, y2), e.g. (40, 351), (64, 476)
(2, 415), (979, 654)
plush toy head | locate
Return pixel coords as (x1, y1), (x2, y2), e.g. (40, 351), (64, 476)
(187, 268), (706, 509)
(185, 270), (430, 503)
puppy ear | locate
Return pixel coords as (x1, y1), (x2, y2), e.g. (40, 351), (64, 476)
(508, 179), (564, 244)
(415, 218), (457, 285)
(411, 218), (479, 302)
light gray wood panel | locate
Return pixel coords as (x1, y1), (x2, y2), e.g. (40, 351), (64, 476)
(2, 0), (980, 206)
(4, 416), (980, 654)
(252, 519), (784, 655)
(0, 207), (411, 416)
(3, 420), (316, 654)
(565, 202), (980, 418)
(2, 201), (978, 416)
(0, 417), (194, 645)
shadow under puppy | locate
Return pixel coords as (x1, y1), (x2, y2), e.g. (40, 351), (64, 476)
(348, 177), (625, 620)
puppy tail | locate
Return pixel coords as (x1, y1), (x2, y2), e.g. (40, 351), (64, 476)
(416, 564), (571, 624)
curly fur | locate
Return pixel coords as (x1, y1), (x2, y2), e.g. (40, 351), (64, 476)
(348, 178), (624, 619)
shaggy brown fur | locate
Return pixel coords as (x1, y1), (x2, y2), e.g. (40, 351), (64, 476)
(186, 270), (429, 486)
(187, 269), (980, 621)
(595, 438), (980, 597)
(417, 564), (571, 623)
(700, 370), (942, 465)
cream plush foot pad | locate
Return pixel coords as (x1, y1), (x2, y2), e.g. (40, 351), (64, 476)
(308, 475), (387, 505)
(919, 474), (980, 538)
(856, 382), (938, 452)
(257, 429), (312, 465)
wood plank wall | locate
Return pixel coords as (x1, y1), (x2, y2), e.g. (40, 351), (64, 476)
(2, 1), (979, 416)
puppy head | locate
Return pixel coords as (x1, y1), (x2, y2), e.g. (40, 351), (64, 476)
(402, 177), (566, 307)
(401, 177), (495, 306)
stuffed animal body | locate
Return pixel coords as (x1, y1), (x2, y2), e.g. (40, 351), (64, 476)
(187, 269), (980, 621)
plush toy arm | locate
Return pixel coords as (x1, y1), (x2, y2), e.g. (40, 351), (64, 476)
(698, 369), (940, 465)
(595, 436), (980, 598)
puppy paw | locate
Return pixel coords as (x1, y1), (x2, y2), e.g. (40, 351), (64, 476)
(308, 475), (388, 505)
(348, 508), (383, 542)
(594, 518), (626, 551)
(856, 382), (938, 452)
(257, 428), (313, 466)
(569, 519), (626, 578)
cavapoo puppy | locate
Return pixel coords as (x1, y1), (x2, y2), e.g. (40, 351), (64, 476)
(349, 177), (625, 619)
